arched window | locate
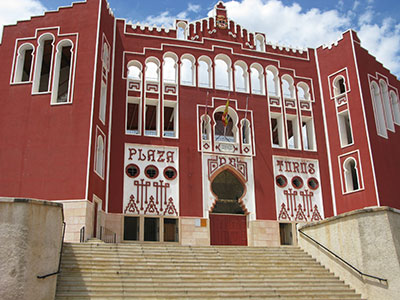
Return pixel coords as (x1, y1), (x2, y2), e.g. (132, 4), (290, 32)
(254, 34), (265, 52)
(163, 53), (178, 84)
(370, 81), (387, 137)
(180, 54), (195, 86)
(145, 57), (160, 82)
(333, 76), (346, 96)
(51, 39), (73, 103)
(281, 75), (295, 98)
(380, 80), (394, 131)
(95, 135), (104, 177)
(176, 21), (187, 40)
(297, 82), (311, 100)
(234, 61), (248, 93)
(214, 54), (232, 91)
(390, 91), (400, 125)
(201, 114), (211, 141)
(338, 110), (353, 146)
(14, 43), (34, 83)
(241, 119), (251, 144)
(270, 112), (284, 148)
(213, 106), (238, 143)
(266, 66), (279, 96)
(198, 56), (212, 88)
(127, 61), (142, 80)
(250, 63), (264, 95)
(343, 158), (360, 192)
(33, 33), (54, 93)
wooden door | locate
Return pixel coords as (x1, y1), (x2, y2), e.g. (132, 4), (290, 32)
(210, 214), (247, 246)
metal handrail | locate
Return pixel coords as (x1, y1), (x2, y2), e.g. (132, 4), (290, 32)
(79, 226), (85, 243)
(298, 228), (387, 284)
(37, 221), (66, 279)
(99, 226), (116, 243)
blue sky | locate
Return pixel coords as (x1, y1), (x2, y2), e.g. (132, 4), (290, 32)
(1, 0), (399, 75)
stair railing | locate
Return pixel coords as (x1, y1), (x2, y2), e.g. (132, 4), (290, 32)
(298, 228), (387, 284)
(37, 221), (66, 279)
(79, 226), (85, 243)
(99, 226), (116, 243)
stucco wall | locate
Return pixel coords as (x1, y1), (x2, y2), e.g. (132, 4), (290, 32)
(0, 198), (64, 300)
(298, 206), (400, 300)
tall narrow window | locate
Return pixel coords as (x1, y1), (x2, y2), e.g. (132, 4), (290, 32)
(201, 115), (211, 141)
(163, 102), (177, 138)
(180, 55), (195, 86)
(214, 55), (232, 91)
(301, 117), (315, 150)
(145, 99), (158, 136)
(51, 40), (73, 103)
(234, 61), (248, 93)
(127, 63), (142, 80)
(145, 59), (160, 82)
(241, 119), (251, 144)
(250, 64), (264, 95)
(198, 56), (212, 88)
(14, 44), (34, 83)
(99, 80), (107, 122)
(370, 82), (387, 137)
(286, 115), (300, 149)
(163, 53), (178, 84)
(95, 135), (104, 178)
(270, 113), (284, 148)
(333, 76), (346, 96)
(254, 34), (265, 52)
(390, 91), (400, 125)
(176, 22), (187, 40)
(344, 158), (360, 193)
(33, 34), (54, 93)
(282, 75), (295, 99)
(297, 82), (311, 100)
(127, 97), (140, 134)
(338, 110), (353, 146)
(380, 81), (394, 131)
(266, 66), (279, 96)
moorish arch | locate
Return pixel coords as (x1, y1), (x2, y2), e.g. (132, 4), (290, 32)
(209, 165), (248, 214)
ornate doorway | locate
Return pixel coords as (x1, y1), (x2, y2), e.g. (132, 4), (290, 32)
(209, 168), (247, 245)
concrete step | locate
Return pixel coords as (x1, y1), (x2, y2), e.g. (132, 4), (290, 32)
(56, 243), (362, 299)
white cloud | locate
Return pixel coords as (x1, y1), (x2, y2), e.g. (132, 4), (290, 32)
(188, 4), (201, 13)
(220, 0), (400, 75)
(222, 0), (350, 48)
(358, 18), (400, 75)
(0, 0), (46, 39)
(133, 3), (202, 28)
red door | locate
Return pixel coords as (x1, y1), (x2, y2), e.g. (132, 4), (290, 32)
(210, 214), (247, 246)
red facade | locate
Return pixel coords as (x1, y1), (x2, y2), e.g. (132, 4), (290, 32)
(0, 0), (399, 244)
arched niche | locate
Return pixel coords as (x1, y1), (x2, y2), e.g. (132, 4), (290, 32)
(210, 167), (247, 214)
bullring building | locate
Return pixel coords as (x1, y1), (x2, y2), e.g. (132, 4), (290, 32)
(1, 0), (399, 246)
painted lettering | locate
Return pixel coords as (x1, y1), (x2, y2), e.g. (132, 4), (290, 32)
(284, 161), (292, 172)
(128, 148), (136, 160)
(276, 160), (284, 172)
(300, 162), (307, 174)
(166, 151), (174, 163)
(308, 163), (315, 174)
(137, 148), (146, 161)
(147, 150), (155, 162)
(293, 162), (300, 173)
(157, 150), (165, 162)
(229, 158), (236, 168)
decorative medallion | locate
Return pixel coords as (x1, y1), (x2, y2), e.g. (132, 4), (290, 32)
(216, 15), (228, 29)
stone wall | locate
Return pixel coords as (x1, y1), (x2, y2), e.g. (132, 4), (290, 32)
(298, 206), (400, 300)
(0, 198), (64, 300)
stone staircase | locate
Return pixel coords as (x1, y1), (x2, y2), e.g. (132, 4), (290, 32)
(55, 243), (363, 299)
